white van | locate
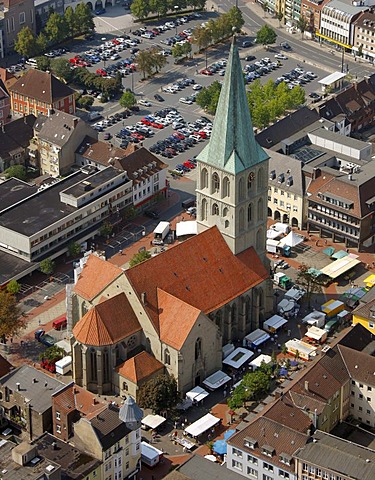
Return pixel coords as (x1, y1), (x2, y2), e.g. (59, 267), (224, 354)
(26, 58), (38, 67)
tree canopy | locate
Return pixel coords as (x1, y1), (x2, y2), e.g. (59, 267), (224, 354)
(39, 258), (55, 275)
(228, 363), (273, 409)
(136, 48), (167, 79)
(120, 91), (137, 109)
(256, 25), (277, 46)
(4, 165), (27, 181)
(0, 291), (25, 342)
(138, 374), (180, 413)
(129, 250), (151, 267)
(296, 263), (323, 307)
(6, 280), (21, 295)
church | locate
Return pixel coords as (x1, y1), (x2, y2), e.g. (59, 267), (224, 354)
(70, 39), (273, 398)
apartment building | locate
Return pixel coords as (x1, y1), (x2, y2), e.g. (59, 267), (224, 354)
(353, 10), (375, 61)
(301, 0), (330, 37)
(0, 114), (35, 172)
(9, 70), (75, 117)
(0, 166), (132, 264)
(0, 0), (35, 57)
(294, 430), (375, 480)
(33, 111), (97, 176)
(319, 0), (365, 47)
(352, 286), (375, 333)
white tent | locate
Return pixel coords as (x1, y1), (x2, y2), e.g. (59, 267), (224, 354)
(249, 354), (272, 371)
(263, 315), (288, 333)
(203, 370), (231, 390)
(267, 228), (281, 239)
(305, 326), (327, 343)
(243, 329), (270, 348)
(271, 222), (290, 234)
(186, 386), (209, 403)
(176, 220), (197, 238)
(277, 298), (297, 314)
(279, 231), (304, 247)
(184, 413), (220, 437)
(223, 347), (254, 369)
(141, 414), (166, 430)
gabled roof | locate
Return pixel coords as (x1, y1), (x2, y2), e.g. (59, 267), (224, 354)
(9, 69), (74, 104)
(338, 344), (375, 387)
(126, 226), (268, 333)
(158, 289), (202, 350)
(73, 292), (141, 346)
(0, 114), (35, 160)
(89, 404), (131, 450)
(197, 38), (268, 174)
(0, 354), (13, 379)
(74, 254), (124, 301)
(115, 147), (168, 183)
(52, 383), (106, 416)
(36, 111), (84, 147)
(116, 351), (164, 383)
(263, 393), (313, 433)
(76, 136), (134, 165)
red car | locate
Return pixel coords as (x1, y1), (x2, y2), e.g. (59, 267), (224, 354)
(141, 118), (152, 126)
(183, 161), (195, 169)
(200, 69), (213, 75)
(131, 132), (144, 140)
(112, 38), (120, 45)
(151, 122), (163, 129)
(69, 56), (82, 64)
(152, 28), (160, 36)
(198, 131), (207, 139)
(76, 60), (89, 67)
(173, 132), (185, 140)
(96, 68), (107, 76)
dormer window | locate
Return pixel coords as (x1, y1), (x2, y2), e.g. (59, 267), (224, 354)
(371, 307), (375, 319)
(269, 170), (276, 180)
(244, 437), (257, 449)
(280, 453), (292, 465)
(278, 173), (285, 184)
(286, 176), (293, 187)
(262, 445), (275, 457)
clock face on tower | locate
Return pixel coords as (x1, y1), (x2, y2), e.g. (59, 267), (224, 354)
(249, 171), (255, 181)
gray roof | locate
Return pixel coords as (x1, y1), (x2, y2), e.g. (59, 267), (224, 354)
(0, 178), (37, 212)
(119, 395), (143, 425)
(90, 404), (131, 450)
(0, 249), (37, 286)
(0, 365), (64, 413)
(323, 0), (368, 16)
(37, 111), (81, 147)
(294, 430), (375, 480)
(197, 38), (269, 174)
(308, 127), (371, 151)
(165, 455), (245, 480)
(266, 149), (304, 196)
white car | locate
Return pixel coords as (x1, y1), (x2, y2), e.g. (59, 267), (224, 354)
(275, 53), (287, 60)
(192, 84), (202, 90)
(179, 98), (193, 105)
(110, 53), (120, 60)
(138, 99), (151, 107)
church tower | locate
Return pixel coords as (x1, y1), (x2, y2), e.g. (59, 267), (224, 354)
(196, 38), (269, 264)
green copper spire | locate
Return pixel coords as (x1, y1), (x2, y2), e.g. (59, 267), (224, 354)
(197, 38), (269, 174)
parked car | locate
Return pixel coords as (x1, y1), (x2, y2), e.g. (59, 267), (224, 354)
(138, 99), (151, 107)
(154, 93), (165, 102)
(95, 7), (106, 14)
(145, 210), (159, 219)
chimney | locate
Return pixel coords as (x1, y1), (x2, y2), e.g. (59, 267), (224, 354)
(32, 378), (37, 383)
(16, 382), (20, 391)
(304, 381), (309, 392)
(348, 174), (353, 181)
(52, 442), (57, 450)
(93, 397), (97, 405)
(73, 118), (79, 128)
(141, 292), (147, 305)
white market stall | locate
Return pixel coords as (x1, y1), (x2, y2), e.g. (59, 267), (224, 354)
(284, 286), (306, 302)
(186, 386), (210, 404)
(285, 339), (317, 361)
(55, 355), (72, 375)
(267, 228), (282, 240)
(279, 231), (305, 247)
(141, 441), (163, 467)
(319, 256), (361, 281)
(184, 413), (221, 438)
(302, 311), (326, 328)
(305, 326), (328, 344)
(141, 414), (167, 430)
(263, 315), (288, 333)
(203, 370), (231, 390)
(223, 343), (235, 359)
(223, 347), (254, 369)
(243, 329), (270, 349)
(249, 354), (272, 371)
(271, 222), (290, 235)
(175, 220), (197, 238)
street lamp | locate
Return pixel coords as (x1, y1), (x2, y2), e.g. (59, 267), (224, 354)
(174, 5), (179, 35)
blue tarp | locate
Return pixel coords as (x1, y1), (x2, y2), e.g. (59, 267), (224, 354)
(213, 430), (235, 455)
(279, 368), (288, 377)
(323, 247), (335, 257)
(332, 250), (348, 260)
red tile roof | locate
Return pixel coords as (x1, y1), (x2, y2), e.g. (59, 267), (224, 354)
(126, 226), (268, 332)
(116, 351), (164, 383)
(158, 288), (201, 350)
(73, 293), (141, 346)
(53, 383), (106, 416)
(263, 393), (312, 433)
(74, 254), (124, 301)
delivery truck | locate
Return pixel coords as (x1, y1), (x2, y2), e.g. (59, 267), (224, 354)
(55, 356), (72, 375)
(152, 221), (170, 245)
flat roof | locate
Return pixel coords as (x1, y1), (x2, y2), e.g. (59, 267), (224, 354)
(318, 72), (346, 86)
(0, 178), (38, 212)
(309, 127), (371, 150)
(62, 167), (125, 199)
(320, 257), (361, 279)
(0, 250), (37, 286)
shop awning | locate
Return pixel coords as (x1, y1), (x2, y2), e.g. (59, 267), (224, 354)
(184, 413), (220, 437)
(186, 386), (209, 403)
(223, 347), (254, 369)
(249, 354), (272, 370)
(141, 414), (166, 430)
(244, 329), (270, 347)
(263, 315), (288, 332)
(176, 220), (197, 238)
(331, 250), (348, 260)
(323, 246), (335, 257)
(320, 256), (361, 280)
(203, 370), (231, 390)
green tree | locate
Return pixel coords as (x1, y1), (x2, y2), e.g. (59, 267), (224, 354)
(68, 242), (81, 257)
(129, 250), (151, 267)
(14, 26), (37, 58)
(296, 263), (322, 307)
(35, 55), (51, 71)
(100, 221), (113, 237)
(242, 368), (271, 400)
(192, 25), (212, 51)
(39, 345), (65, 363)
(36, 32), (48, 55)
(149, 0), (167, 17)
(75, 2), (95, 33)
(65, 6), (78, 37)
(256, 24), (277, 47)
(131, 0), (150, 20)
(138, 374), (180, 413)
(39, 258), (55, 275)
(4, 165), (27, 181)
(0, 291), (24, 342)
(120, 91), (137, 109)
(45, 12), (68, 45)
(50, 58), (72, 82)
(228, 383), (248, 409)
(296, 15), (309, 39)
(136, 49), (155, 79)
(226, 6), (245, 33)
(358, 44), (363, 57)
(6, 280), (21, 295)
(196, 80), (222, 114)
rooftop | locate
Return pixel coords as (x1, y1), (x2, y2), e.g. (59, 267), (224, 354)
(36, 111), (84, 147)
(87, 404), (131, 450)
(164, 454), (245, 480)
(116, 351), (164, 383)
(0, 365), (64, 413)
(0, 178), (37, 212)
(51, 383), (107, 417)
(0, 249), (37, 286)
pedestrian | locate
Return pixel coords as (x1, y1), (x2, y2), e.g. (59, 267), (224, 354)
(10, 338), (13, 344)
(38, 319), (41, 326)
(223, 388), (227, 397)
(324, 239), (328, 245)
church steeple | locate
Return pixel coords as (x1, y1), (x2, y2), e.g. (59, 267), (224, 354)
(197, 37), (269, 173)
(196, 37), (270, 261)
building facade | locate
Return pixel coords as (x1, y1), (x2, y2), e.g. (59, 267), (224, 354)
(353, 11), (375, 61)
(319, 0), (364, 47)
(0, 0), (35, 57)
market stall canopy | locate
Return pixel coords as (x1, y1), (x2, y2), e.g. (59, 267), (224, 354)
(305, 326), (327, 343)
(203, 370), (231, 390)
(279, 231), (304, 247)
(184, 413), (220, 437)
(277, 298), (297, 314)
(263, 315), (288, 332)
(243, 329), (270, 347)
(176, 220), (197, 238)
(331, 250), (348, 260)
(267, 228), (282, 239)
(223, 347), (254, 369)
(223, 343), (235, 359)
(285, 339), (318, 360)
(320, 256), (361, 280)
(249, 354), (272, 370)
(141, 414), (166, 430)
(284, 286), (306, 302)
(323, 246), (335, 257)
(186, 386), (209, 403)
(364, 274), (375, 289)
